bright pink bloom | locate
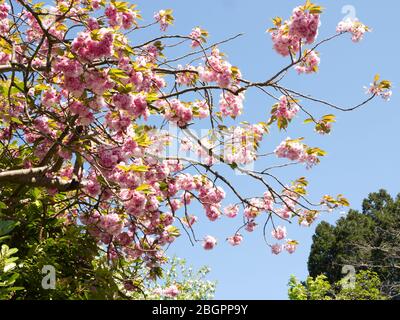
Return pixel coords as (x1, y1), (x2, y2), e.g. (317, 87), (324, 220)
(224, 204), (239, 218)
(284, 240), (297, 254)
(271, 243), (283, 255)
(0, 52), (10, 64)
(273, 96), (299, 120)
(270, 25), (301, 57)
(227, 234), (243, 246)
(337, 19), (369, 42)
(154, 10), (171, 31)
(219, 92), (244, 118)
(163, 285), (179, 297)
(203, 235), (217, 250)
(289, 7), (320, 44)
(71, 29), (114, 61)
(271, 226), (287, 240)
(295, 50), (320, 74)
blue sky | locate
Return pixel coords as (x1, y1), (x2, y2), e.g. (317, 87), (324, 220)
(128, 0), (400, 299)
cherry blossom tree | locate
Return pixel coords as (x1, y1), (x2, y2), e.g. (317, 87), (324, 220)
(0, 0), (392, 297)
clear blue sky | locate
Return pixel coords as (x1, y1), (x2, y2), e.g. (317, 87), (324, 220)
(129, 0), (400, 299)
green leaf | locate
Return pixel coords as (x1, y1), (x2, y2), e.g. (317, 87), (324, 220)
(117, 164), (149, 172)
(0, 220), (20, 237)
(109, 68), (129, 79)
(4, 262), (16, 273)
(10, 117), (23, 125)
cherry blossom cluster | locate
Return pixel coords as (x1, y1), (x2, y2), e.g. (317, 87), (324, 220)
(267, 2), (322, 57)
(222, 124), (265, 165)
(295, 50), (320, 74)
(154, 9), (174, 31)
(272, 96), (300, 121)
(197, 48), (242, 89)
(336, 19), (370, 42)
(189, 27), (208, 48)
(0, 2), (9, 57)
(274, 138), (323, 169)
(105, 4), (138, 30)
(365, 75), (393, 101)
(71, 29), (115, 62)
(271, 240), (298, 255)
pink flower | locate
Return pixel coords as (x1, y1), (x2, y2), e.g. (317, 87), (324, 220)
(365, 82), (392, 101)
(42, 88), (60, 108)
(85, 177), (101, 197)
(276, 207), (291, 220)
(163, 98), (193, 127)
(189, 27), (207, 48)
(245, 220), (257, 232)
(183, 215), (198, 227)
(71, 29), (114, 61)
(337, 19), (369, 42)
(105, 5), (137, 29)
(263, 191), (274, 211)
(98, 213), (123, 237)
(274, 137), (320, 169)
(205, 205), (221, 222)
(295, 50), (320, 74)
(227, 234), (243, 246)
(273, 96), (299, 120)
(163, 285), (179, 298)
(63, 76), (85, 97)
(0, 3), (10, 20)
(219, 92), (244, 118)
(87, 17), (100, 30)
(91, 0), (101, 9)
(289, 7), (320, 44)
(0, 52), (10, 64)
(53, 57), (83, 77)
(203, 235), (217, 250)
(270, 25), (301, 57)
(271, 243), (283, 255)
(69, 101), (94, 125)
(176, 65), (197, 86)
(86, 70), (114, 95)
(284, 240), (297, 254)
(271, 226), (287, 240)
(122, 11), (136, 29)
(154, 9), (172, 31)
(224, 204), (239, 218)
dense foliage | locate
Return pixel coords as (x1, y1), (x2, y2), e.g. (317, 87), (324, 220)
(308, 189), (400, 298)
(288, 270), (388, 300)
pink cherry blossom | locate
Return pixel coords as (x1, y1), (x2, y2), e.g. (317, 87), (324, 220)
(271, 226), (287, 240)
(154, 10), (172, 31)
(270, 25), (301, 57)
(203, 235), (217, 250)
(284, 240), (297, 254)
(227, 234), (243, 246)
(163, 284), (180, 297)
(271, 243), (283, 255)
(295, 50), (320, 74)
(273, 96), (300, 120)
(245, 220), (258, 232)
(224, 204), (239, 218)
(337, 19), (369, 42)
(71, 29), (114, 61)
(289, 6), (320, 44)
